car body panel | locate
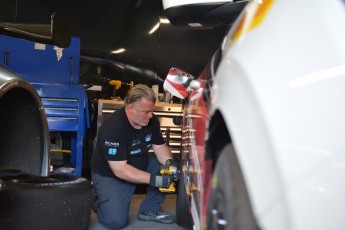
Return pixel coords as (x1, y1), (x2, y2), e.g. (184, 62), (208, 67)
(213, 0), (345, 229)
(165, 0), (345, 229)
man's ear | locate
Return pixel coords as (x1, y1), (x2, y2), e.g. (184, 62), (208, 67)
(127, 104), (134, 111)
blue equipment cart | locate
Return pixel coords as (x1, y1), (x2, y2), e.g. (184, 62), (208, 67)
(0, 35), (89, 176)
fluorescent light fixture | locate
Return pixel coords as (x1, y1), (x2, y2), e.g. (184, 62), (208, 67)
(188, 23), (203, 27)
(149, 23), (160, 34)
(111, 48), (125, 54)
(160, 18), (170, 24)
(149, 18), (170, 35)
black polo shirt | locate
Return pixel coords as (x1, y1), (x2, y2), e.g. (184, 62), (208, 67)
(91, 107), (165, 178)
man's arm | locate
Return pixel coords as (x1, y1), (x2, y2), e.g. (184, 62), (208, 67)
(108, 160), (173, 189)
(108, 160), (150, 184)
(152, 143), (173, 165)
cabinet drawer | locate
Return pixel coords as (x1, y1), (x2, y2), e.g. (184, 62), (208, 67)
(47, 117), (78, 131)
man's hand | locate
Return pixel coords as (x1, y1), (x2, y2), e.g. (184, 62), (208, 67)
(150, 174), (173, 188)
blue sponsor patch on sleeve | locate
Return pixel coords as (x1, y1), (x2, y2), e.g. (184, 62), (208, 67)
(108, 148), (117, 155)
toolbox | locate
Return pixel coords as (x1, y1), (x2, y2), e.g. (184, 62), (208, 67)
(0, 35), (89, 176)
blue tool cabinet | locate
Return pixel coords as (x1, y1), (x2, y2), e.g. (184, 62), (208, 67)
(0, 35), (89, 176)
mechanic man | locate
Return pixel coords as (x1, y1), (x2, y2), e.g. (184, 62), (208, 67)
(91, 84), (179, 230)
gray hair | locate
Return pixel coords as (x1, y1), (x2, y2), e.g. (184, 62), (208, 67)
(124, 84), (156, 107)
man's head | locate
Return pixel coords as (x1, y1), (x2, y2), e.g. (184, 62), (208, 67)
(124, 84), (157, 129)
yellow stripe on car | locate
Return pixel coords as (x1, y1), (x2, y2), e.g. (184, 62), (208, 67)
(232, 0), (275, 44)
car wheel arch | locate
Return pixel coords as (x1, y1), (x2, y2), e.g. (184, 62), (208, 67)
(206, 109), (259, 229)
(207, 105), (291, 229)
(206, 109), (231, 169)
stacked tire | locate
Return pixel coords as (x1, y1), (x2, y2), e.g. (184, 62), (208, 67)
(0, 170), (92, 230)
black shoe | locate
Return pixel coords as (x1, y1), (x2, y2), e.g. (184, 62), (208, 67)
(138, 210), (175, 224)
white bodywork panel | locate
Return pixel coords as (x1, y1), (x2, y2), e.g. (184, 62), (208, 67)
(212, 0), (345, 229)
(162, 0), (232, 10)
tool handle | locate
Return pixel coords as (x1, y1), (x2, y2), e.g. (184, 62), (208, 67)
(159, 182), (176, 193)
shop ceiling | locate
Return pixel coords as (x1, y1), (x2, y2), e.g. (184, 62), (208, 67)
(0, 0), (229, 85)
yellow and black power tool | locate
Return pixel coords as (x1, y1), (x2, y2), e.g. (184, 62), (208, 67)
(109, 80), (134, 99)
(159, 164), (180, 193)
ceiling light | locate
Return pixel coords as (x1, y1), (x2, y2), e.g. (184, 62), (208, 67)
(160, 18), (170, 24)
(149, 23), (160, 35)
(149, 18), (170, 35)
(188, 23), (203, 27)
(111, 48), (125, 54)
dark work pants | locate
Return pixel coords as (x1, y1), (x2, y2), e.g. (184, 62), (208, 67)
(91, 154), (165, 230)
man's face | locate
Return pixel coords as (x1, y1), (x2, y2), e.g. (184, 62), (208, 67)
(128, 98), (155, 128)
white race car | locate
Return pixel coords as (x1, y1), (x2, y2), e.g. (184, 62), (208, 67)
(164, 0), (345, 229)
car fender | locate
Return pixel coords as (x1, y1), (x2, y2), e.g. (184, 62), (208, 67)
(210, 0), (345, 229)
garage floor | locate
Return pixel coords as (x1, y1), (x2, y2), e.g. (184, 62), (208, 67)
(89, 193), (190, 230)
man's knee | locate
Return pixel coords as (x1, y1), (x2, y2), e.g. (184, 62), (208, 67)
(99, 214), (128, 230)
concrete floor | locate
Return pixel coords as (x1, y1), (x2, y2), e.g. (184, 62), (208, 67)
(89, 193), (191, 230)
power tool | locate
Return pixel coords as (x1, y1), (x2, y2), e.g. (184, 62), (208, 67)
(159, 165), (180, 193)
(108, 80), (134, 99)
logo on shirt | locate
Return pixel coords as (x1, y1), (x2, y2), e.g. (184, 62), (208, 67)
(145, 134), (152, 142)
(132, 139), (140, 146)
(131, 149), (141, 155)
(108, 148), (117, 155)
(105, 141), (120, 147)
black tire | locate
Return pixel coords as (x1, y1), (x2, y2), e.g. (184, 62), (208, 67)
(0, 174), (92, 230)
(0, 168), (28, 179)
(206, 144), (258, 230)
(176, 167), (194, 229)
